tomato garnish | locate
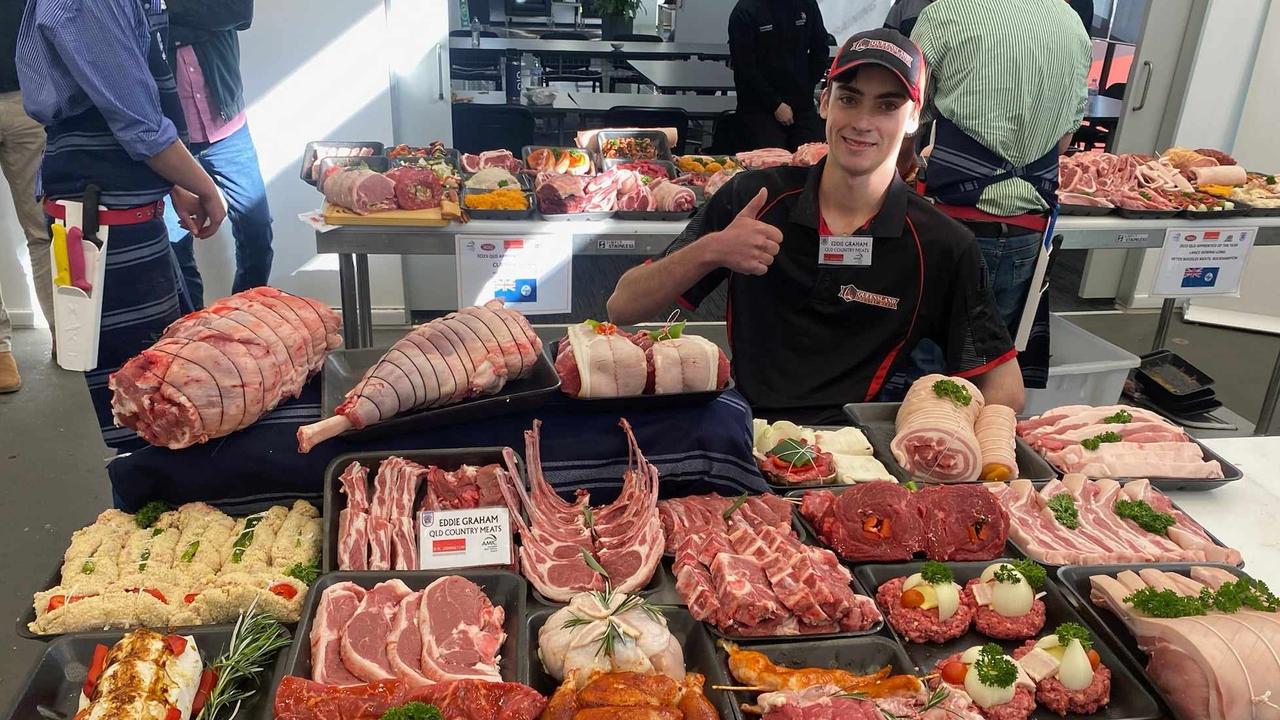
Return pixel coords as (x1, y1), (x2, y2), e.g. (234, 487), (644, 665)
(1088, 649), (1101, 670)
(900, 588), (926, 608)
(941, 661), (968, 685)
(270, 582), (299, 600)
(191, 667), (218, 716)
(82, 643), (109, 699)
(164, 634), (187, 656)
(184, 592), (198, 604)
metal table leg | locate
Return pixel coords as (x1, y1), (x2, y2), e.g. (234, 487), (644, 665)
(1152, 297), (1177, 351)
(1256, 349), (1280, 436)
(355, 253), (374, 348)
(338, 253), (360, 348)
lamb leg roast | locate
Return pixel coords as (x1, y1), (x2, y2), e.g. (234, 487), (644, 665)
(296, 299), (542, 452)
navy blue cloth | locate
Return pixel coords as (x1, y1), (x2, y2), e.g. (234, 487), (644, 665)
(925, 116), (1059, 210)
(107, 385), (769, 513)
(166, 122), (274, 307)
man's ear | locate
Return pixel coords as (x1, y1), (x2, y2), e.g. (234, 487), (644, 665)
(903, 101), (920, 136)
(818, 87), (829, 120)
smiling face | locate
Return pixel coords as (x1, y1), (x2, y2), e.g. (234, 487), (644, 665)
(819, 64), (920, 179)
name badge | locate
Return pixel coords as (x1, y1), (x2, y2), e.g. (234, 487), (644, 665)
(819, 235), (873, 266)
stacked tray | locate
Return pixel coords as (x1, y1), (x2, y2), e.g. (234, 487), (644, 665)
(299, 140), (384, 185)
(843, 402), (1058, 483)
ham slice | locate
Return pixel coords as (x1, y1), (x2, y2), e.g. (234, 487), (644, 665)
(891, 374), (984, 483)
(1189, 165), (1248, 186)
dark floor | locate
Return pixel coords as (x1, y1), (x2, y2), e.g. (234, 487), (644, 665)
(0, 307), (1276, 703)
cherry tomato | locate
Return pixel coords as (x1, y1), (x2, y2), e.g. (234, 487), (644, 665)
(47, 595), (66, 613)
(941, 661), (968, 685)
(270, 582), (299, 600)
(900, 588), (926, 608)
(164, 707), (182, 720)
(191, 667), (218, 716)
(123, 587), (168, 604)
(1088, 649), (1101, 670)
(164, 634), (187, 656)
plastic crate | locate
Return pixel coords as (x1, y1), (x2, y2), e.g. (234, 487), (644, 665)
(1023, 313), (1140, 415)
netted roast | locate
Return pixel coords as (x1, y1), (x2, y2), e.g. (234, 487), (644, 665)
(109, 287), (341, 449)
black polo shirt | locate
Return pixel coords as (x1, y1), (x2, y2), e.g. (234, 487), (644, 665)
(661, 159), (1015, 424)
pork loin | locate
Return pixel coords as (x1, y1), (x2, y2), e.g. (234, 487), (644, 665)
(555, 322), (647, 398)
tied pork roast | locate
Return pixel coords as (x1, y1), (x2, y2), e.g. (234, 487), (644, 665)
(324, 168), (397, 214)
(649, 179), (697, 213)
(891, 374), (985, 483)
(109, 287), (342, 449)
(557, 323), (729, 398)
(296, 300), (542, 452)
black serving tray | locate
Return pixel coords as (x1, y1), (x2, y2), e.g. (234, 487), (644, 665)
(1115, 207), (1179, 219)
(3, 624), (290, 720)
(549, 340), (732, 409)
(525, 605), (735, 719)
(1055, 562), (1254, 720)
(1180, 202), (1251, 220)
(461, 186), (535, 219)
(1245, 203), (1280, 217)
(856, 560), (1163, 720)
(537, 208), (616, 221)
(300, 140), (384, 185)
(843, 402), (1058, 484)
(755, 424), (890, 490)
(271, 569), (528, 708)
(1137, 350), (1214, 400)
(319, 344), (560, 444)
(322, 448), (524, 573)
(715, 636), (914, 720)
(1059, 202), (1114, 216)
(1033, 434), (1242, 492)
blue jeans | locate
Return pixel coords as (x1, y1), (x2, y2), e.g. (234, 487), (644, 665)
(167, 123), (273, 309)
(973, 231), (1042, 330)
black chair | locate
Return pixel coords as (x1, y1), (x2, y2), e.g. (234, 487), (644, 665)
(452, 104), (536, 155)
(470, 0), (493, 25)
(536, 30), (603, 91)
(602, 34), (662, 91)
(603, 106), (690, 154)
(449, 29), (503, 89)
(701, 110), (749, 155)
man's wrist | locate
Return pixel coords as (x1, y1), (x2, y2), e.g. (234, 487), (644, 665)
(688, 234), (724, 274)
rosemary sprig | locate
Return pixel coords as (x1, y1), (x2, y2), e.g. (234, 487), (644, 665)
(197, 599), (291, 720)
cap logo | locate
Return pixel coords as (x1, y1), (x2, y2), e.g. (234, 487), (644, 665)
(850, 38), (913, 67)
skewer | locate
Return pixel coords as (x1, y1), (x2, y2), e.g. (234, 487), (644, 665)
(712, 685), (767, 692)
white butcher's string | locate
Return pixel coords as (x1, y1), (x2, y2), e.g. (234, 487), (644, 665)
(919, 421), (964, 484)
(1257, 690), (1280, 711)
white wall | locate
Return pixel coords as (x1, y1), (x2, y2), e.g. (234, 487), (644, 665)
(819, 0), (892, 42)
(0, 161), (38, 327)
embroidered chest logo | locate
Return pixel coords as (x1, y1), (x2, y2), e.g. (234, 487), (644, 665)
(837, 284), (899, 310)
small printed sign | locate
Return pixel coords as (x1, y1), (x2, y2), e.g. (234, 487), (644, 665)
(417, 507), (512, 570)
(818, 235), (873, 266)
(598, 239), (636, 251)
(457, 234), (571, 314)
(1153, 226), (1256, 296)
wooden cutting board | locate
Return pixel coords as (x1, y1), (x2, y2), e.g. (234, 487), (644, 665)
(323, 200), (462, 227)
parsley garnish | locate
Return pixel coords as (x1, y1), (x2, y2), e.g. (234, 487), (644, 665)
(1114, 499), (1176, 535)
(284, 561), (320, 585)
(904, 480), (919, 492)
(1055, 622), (1094, 652)
(380, 701), (444, 720)
(920, 561), (953, 585)
(1047, 493), (1080, 529)
(1205, 578), (1280, 613)
(134, 501), (172, 529)
(994, 560), (1046, 589)
(1124, 587), (1207, 617)
(1102, 409), (1132, 424)
(974, 644), (1018, 689)
(1268, 175), (1276, 185)
(1081, 431), (1123, 451)
(992, 565), (1022, 585)
(932, 379), (972, 407)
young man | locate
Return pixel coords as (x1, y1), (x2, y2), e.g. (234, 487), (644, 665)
(608, 29), (1024, 424)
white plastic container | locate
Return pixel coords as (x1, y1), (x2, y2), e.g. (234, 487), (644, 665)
(1023, 314), (1140, 415)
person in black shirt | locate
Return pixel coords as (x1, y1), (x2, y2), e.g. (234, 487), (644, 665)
(728, 0), (829, 151)
(609, 29), (1025, 423)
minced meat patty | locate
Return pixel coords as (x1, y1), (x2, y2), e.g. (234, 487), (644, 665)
(933, 652), (1036, 720)
(964, 579), (1047, 640)
(876, 576), (975, 644)
(1012, 641), (1113, 716)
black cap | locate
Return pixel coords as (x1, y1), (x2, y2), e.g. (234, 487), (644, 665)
(828, 28), (925, 103)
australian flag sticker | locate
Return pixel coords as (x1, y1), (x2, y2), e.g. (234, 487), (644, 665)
(1181, 266), (1219, 288)
(494, 278), (538, 303)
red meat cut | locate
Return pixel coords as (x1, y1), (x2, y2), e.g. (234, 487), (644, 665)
(310, 582), (368, 687)
(385, 165), (444, 210)
(274, 677), (547, 720)
(916, 484), (1009, 561)
(338, 579), (413, 682)
(800, 484), (922, 562)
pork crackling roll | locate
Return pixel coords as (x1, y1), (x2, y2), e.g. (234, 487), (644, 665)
(891, 374), (985, 483)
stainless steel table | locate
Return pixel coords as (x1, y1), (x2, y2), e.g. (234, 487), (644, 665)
(454, 90), (735, 118)
(624, 59), (735, 94)
(448, 37), (732, 61)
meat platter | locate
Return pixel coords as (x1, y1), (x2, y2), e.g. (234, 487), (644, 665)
(318, 344), (560, 443)
(299, 140), (384, 185)
(270, 569), (529, 703)
(714, 635), (915, 720)
(856, 560), (1163, 720)
(1114, 207), (1180, 219)
(321, 448), (524, 573)
(1034, 436), (1241, 492)
(1054, 562), (1265, 720)
(4, 624), (291, 720)
(525, 605), (737, 719)
(843, 402), (1058, 483)
(315, 154), (390, 191)
(549, 339), (733, 410)
(460, 186), (536, 219)
(594, 129), (673, 161)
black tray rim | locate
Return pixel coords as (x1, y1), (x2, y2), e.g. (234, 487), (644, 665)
(300, 140), (386, 186)
(1030, 433), (1242, 491)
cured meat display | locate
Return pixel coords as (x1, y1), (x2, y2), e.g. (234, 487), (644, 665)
(1018, 404), (1224, 479)
(460, 149), (524, 174)
(736, 148), (794, 169)
(669, 493), (881, 636)
(383, 165), (444, 210)
(1087, 565), (1280, 720)
(297, 299), (542, 452)
(988, 476), (1242, 565)
(658, 493), (795, 554)
(274, 676), (546, 719)
(891, 375), (1019, 483)
(30, 500), (321, 634)
(494, 419), (663, 601)
(309, 576), (505, 686)
(752, 420), (892, 484)
(555, 321), (729, 398)
(801, 483), (1008, 562)
(791, 142), (829, 167)
(539, 591), (684, 682)
(541, 670), (721, 720)
(110, 287), (341, 449)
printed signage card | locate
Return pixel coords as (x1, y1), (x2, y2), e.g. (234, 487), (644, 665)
(417, 506), (513, 570)
(456, 234), (572, 314)
(1153, 226), (1256, 296)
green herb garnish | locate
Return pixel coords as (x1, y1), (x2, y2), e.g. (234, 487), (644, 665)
(1047, 493), (1080, 529)
(1102, 409), (1132, 424)
(1081, 431), (1123, 451)
(197, 601), (292, 720)
(81, 558), (95, 575)
(722, 492), (749, 521)
(1267, 175), (1276, 185)
(581, 547), (610, 578)
(379, 702), (444, 720)
(180, 540), (200, 563)
(583, 504), (594, 530)
(229, 512), (266, 564)
(1124, 587), (1206, 618)
(646, 320), (686, 342)
(768, 438), (818, 469)
(974, 643), (1018, 689)
(993, 560), (1046, 589)
(1205, 578), (1280, 613)
(992, 565), (1022, 585)
(134, 501), (171, 529)
(1114, 499), (1176, 535)
(1055, 622), (1094, 652)
(563, 588), (664, 658)
(932, 379), (972, 407)
(284, 561), (320, 586)
(920, 560), (953, 585)
(904, 480), (919, 492)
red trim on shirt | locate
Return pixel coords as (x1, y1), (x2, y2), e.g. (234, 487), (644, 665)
(864, 215), (926, 401)
(758, 187), (805, 219)
(676, 295), (696, 312)
(954, 348), (1018, 379)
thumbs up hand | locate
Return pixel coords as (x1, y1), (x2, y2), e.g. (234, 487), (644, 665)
(700, 188), (784, 276)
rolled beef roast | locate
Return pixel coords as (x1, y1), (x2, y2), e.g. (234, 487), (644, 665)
(916, 484), (1009, 561)
(384, 166), (443, 210)
(800, 483), (923, 562)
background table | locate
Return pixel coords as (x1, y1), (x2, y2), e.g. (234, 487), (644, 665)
(1085, 94), (1124, 121)
(625, 59), (736, 94)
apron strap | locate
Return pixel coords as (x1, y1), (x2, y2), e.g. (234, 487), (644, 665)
(924, 116), (1060, 208)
